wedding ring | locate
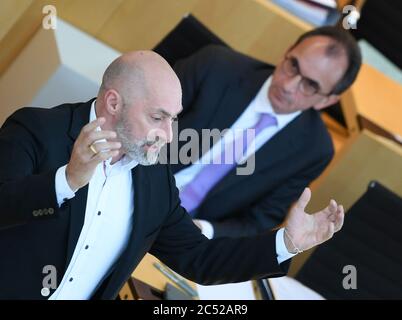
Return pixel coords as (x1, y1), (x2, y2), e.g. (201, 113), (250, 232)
(89, 144), (98, 155)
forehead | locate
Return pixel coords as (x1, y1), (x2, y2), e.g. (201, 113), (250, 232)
(134, 92), (181, 120)
(125, 72), (182, 115)
(289, 36), (348, 91)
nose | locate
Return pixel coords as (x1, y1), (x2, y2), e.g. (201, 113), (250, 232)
(163, 121), (173, 144)
(283, 74), (301, 93)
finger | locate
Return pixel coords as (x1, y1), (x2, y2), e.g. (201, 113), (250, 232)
(330, 204), (343, 220)
(328, 199), (338, 214)
(84, 130), (117, 146)
(295, 187), (311, 211)
(326, 200), (338, 221)
(328, 222), (335, 239)
(90, 141), (121, 154)
(82, 117), (106, 134)
(89, 150), (119, 166)
(334, 205), (345, 232)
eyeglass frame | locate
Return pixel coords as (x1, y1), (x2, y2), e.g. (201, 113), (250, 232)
(280, 54), (334, 97)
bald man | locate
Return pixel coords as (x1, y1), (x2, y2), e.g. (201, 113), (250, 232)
(0, 50), (344, 299)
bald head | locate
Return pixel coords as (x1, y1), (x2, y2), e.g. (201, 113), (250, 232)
(99, 50), (181, 105)
(96, 51), (183, 165)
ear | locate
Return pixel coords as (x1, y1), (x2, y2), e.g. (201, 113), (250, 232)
(313, 94), (340, 111)
(103, 89), (123, 116)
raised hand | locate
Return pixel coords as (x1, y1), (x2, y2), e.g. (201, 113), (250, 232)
(66, 117), (121, 191)
(284, 188), (345, 254)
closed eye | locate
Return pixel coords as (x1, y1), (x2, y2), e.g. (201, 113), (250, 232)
(306, 79), (319, 91)
(290, 58), (299, 74)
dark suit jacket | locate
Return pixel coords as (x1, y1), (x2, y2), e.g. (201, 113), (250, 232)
(172, 45), (334, 238)
(0, 100), (288, 299)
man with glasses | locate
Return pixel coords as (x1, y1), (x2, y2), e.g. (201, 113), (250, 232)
(172, 26), (362, 239)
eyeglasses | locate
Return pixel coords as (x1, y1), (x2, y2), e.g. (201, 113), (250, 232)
(281, 55), (332, 97)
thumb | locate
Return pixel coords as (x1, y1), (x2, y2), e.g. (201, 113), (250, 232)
(295, 187), (311, 211)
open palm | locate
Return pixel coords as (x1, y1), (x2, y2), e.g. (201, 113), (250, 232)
(285, 188), (345, 253)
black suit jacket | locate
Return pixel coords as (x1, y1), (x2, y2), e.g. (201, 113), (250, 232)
(0, 100), (288, 299)
(172, 45), (334, 238)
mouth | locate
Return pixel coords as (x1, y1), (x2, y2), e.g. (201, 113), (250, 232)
(273, 86), (284, 102)
(143, 141), (164, 151)
(275, 86), (294, 105)
(148, 144), (160, 151)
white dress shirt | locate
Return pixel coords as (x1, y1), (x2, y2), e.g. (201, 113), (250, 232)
(175, 76), (300, 262)
(50, 101), (138, 299)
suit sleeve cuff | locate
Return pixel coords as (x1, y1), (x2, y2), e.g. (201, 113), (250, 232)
(55, 165), (76, 207)
(276, 228), (297, 264)
(197, 219), (214, 239)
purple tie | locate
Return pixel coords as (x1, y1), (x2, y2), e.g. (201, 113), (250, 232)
(179, 113), (277, 215)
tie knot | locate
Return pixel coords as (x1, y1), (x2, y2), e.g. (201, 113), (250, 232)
(254, 113), (277, 133)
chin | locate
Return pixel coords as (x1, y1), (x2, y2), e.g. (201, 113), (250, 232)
(271, 93), (294, 114)
(269, 87), (284, 112)
(270, 97), (286, 114)
(141, 150), (160, 165)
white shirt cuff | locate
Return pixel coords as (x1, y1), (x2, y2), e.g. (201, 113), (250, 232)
(55, 165), (76, 207)
(276, 228), (297, 264)
(197, 219), (214, 239)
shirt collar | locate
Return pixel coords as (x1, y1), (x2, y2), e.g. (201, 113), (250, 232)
(90, 100), (98, 123)
(253, 76), (301, 128)
(90, 100), (138, 173)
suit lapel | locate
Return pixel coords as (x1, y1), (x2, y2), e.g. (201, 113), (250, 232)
(208, 69), (272, 131)
(64, 99), (94, 269)
(198, 68), (277, 197)
(65, 186), (88, 267)
(206, 111), (307, 199)
(172, 67), (273, 173)
(67, 99), (95, 141)
(128, 165), (151, 244)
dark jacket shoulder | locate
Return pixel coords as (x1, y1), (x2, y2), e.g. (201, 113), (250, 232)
(1, 102), (82, 139)
(300, 109), (334, 158)
(191, 44), (272, 78)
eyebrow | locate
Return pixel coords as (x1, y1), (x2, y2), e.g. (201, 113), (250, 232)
(291, 56), (322, 91)
(152, 107), (183, 119)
